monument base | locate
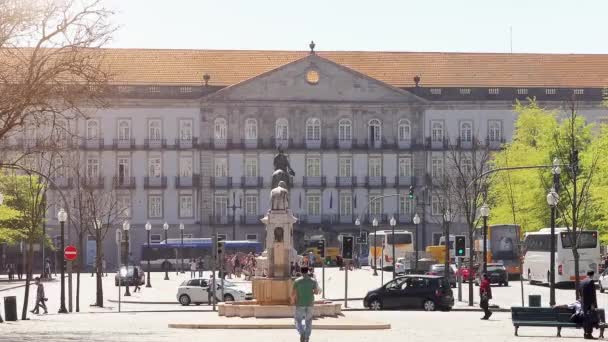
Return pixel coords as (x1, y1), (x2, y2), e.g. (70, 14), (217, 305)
(218, 300), (342, 318)
(252, 278), (292, 305)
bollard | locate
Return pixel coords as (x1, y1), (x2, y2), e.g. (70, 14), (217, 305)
(4, 296), (17, 321)
(529, 294), (541, 307)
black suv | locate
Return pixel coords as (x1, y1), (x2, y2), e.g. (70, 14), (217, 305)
(475, 263), (509, 286)
(363, 275), (454, 311)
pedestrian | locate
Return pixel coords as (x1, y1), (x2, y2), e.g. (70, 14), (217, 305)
(7, 264), (14, 280)
(479, 273), (493, 320)
(45, 258), (51, 280)
(16, 261), (23, 280)
(291, 266), (319, 342)
(30, 277), (48, 315)
(580, 270), (598, 339)
(102, 258), (107, 277)
(133, 266), (141, 292)
(190, 259), (196, 278)
(197, 258), (204, 277)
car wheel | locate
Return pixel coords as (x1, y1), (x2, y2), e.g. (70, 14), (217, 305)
(369, 298), (382, 311)
(423, 300), (436, 312)
(601, 282), (605, 293)
(505, 282), (509, 287)
(179, 294), (191, 306)
(224, 294), (235, 302)
(195, 303), (201, 306)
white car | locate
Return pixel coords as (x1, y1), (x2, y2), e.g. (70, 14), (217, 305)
(599, 269), (608, 293)
(395, 258), (409, 275)
(176, 278), (253, 306)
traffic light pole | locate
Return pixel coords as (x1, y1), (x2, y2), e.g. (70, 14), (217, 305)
(457, 257), (462, 302)
(344, 261), (348, 308)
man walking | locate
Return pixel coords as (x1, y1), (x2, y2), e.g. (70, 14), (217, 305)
(30, 277), (47, 315)
(133, 267), (141, 293)
(580, 270), (598, 339)
(291, 266), (319, 342)
(479, 273), (493, 320)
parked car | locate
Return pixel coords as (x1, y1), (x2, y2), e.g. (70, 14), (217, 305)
(176, 278), (253, 306)
(427, 264), (457, 287)
(363, 275), (454, 311)
(475, 263), (509, 286)
(395, 257), (412, 275)
(599, 268), (608, 293)
(114, 266), (145, 286)
(458, 265), (479, 281)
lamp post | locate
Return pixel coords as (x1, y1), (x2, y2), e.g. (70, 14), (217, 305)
(179, 223), (185, 274)
(145, 222), (152, 288)
(122, 220), (131, 297)
(413, 213), (421, 272)
(390, 216), (396, 279)
(372, 218), (379, 276)
(443, 210), (451, 278)
(547, 187), (559, 307)
(227, 192), (242, 240)
(57, 208), (68, 314)
(355, 218), (361, 266)
(163, 222), (170, 280)
(480, 203), (490, 274)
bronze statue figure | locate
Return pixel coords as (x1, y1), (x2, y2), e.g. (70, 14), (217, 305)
(272, 147), (295, 188)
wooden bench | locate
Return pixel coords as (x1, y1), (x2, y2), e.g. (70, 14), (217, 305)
(511, 306), (605, 337)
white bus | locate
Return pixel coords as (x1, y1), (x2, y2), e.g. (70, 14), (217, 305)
(369, 230), (414, 269)
(523, 228), (599, 284)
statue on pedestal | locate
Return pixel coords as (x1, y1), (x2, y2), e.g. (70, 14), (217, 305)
(270, 181), (289, 210)
(272, 147), (295, 189)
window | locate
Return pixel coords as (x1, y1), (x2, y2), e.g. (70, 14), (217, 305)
(399, 195), (413, 215)
(338, 119), (352, 140)
(117, 194), (131, 218)
(488, 88), (499, 95)
(246, 234), (258, 241)
(214, 158), (228, 177)
(431, 121), (444, 142)
(179, 119), (193, 140)
(517, 88), (528, 95)
(118, 157), (130, 181)
(54, 119), (68, 142)
(368, 158), (382, 177)
(148, 157), (162, 177)
(488, 121), (502, 142)
(574, 89), (584, 95)
(369, 195), (382, 216)
(245, 158), (258, 177)
(431, 195), (443, 216)
(148, 195), (163, 218)
(179, 86), (192, 93)
(86, 158), (99, 178)
(245, 195), (258, 216)
(148, 119), (162, 140)
(245, 118), (258, 140)
(339, 193), (352, 216)
(459, 88), (471, 95)
(53, 157), (65, 178)
(399, 157), (412, 177)
(86, 120), (99, 139)
(306, 157), (320, 177)
(431, 156), (444, 179)
(339, 158), (352, 177)
(307, 194), (321, 216)
(150, 234), (162, 243)
(460, 122), (472, 142)
(369, 119), (381, 142)
(147, 86), (160, 93)
(214, 118), (227, 140)
(118, 86), (132, 93)
(118, 120), (131, 140)
(430, 88), (442, 95)
(461, 155), (473, 174)
(275, 118), (289, 140)
(398, 119), (411, 141)
(546, 88), (556, 95)
(179, 156), (193, 177)
(306, 118), (321, 141)
(179, 195), (193, 217)
(214, 195), (228, 217)
(217, 233), (228, 241)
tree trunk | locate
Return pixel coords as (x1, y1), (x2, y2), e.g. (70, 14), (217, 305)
(95, 232), (103, 307)
(573, 247), (581, 299)
(76, 232), (84, 312)
(20, 241), (34, 320)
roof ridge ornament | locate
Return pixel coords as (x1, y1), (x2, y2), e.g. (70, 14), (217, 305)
(309, 40), (316, 54)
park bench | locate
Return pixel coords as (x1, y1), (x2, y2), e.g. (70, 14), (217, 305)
(511, 306), (605, 337)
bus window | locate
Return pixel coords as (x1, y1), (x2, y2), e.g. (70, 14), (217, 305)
(387, 234), (412, 244)
(561, 231), (598, 249)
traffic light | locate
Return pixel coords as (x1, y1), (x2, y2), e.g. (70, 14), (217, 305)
(342, 236), (354, 259)
(216, 234), (225, 257)
(455, 235), (466, 257)
(316, 240), (326, 258)
(408, 186), (415, 200)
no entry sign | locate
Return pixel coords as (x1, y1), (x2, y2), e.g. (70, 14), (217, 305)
(64, 245), (78, 261)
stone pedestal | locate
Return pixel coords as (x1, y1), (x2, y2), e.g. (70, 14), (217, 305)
(252, 278), (293, 305)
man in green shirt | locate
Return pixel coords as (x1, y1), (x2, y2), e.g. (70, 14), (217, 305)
(291, 266), (319, 342)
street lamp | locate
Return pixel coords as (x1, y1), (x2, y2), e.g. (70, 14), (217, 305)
(413, 213), (421, 272)
(179, 223), (185, 274)
(480, 203), (490, 274)
(443, 209), (452, 278)
(547, 187), (559, 307)
(57, 208), (68, 314)
(390, 216), (396, 279)
(145, 222), (152, 288)
(372, 217), (379, 276)
(122, 220), (131, 297)
(355, 218), (361, 267)
(163, 222), (170, 280)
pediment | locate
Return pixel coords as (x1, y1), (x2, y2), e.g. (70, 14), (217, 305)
(204, 54), (425, 103)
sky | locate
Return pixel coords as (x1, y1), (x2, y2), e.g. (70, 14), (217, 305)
(105, 0), (608, 54)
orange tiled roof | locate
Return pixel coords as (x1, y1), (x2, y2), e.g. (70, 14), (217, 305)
(95, 48), (608, 88)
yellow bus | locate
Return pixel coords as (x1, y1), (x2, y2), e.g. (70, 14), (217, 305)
(369, 230), (414, 269)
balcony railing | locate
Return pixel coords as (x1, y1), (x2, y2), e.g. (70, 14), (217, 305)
(305, 138), (323, 149)
(456, 137), (474, 149)
(365, 176), (386, 188)
(144, 138), (167, 149)
(240, 215), (263, 225)
(241, 176), (263, 188)
(366, 214), (388, 224)
(339, 214), (356, 224)
(82, 176), (105, 189)
(300, 214), (322, 224)
(211, 176), (232, 188)
(486, 137), (506, 150)
(175, 137), (198, 149)
(336, 139), (353, 149)
(272, 137), (291, 149)
(241, 138), (260, 149)
(113, 138), (136, 150)
(395, 176), (416, 187)
(81, 138), (104, 150)
(335, 176), (356, 188)
(175, 174), (200, 188)
(212, 138), (230, 149)
(303, 176), (326, 188)
(365, 138), (384, 149)
(18, 138), (40, 150)
(209, 215), (233, 225)
(144, 176), (167, 189)
(113, 176), (136, 189)
(426, 137), (449, 150)
(397, 138), (412, 149)
(50, 177), (73, 189)
(398, 214), (413, 224)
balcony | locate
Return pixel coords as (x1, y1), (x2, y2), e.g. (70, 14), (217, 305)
(365, 176), (386, 188)
(366, 214), (388, 224)
(212, 138), (230, 149)
(113, 176), (136, 189)
(397, 214), (413, 224)
(336, 139), (353, 149)
(240, 215), (263, 225)
(335, 176), (357, 188)
(272, 137), (291, 149)
(486, 137), (505, 150)
(144, 176), (167, 189)
(395, 176), (416, 187)
(427, 137), (449, 150)
(144, 138), (167, 149)
(175, 137), (198, 149)
(113, 138), (135, 150)
(339, 214), (356, 224)
(18, 138), (39, 150)
(241, 138), (259, 149)
(303, 176), (326, 188)
(81, 138), (104, 150)
(305, 138), (323, 149)
(211, 176), (232, 188)
(49, 177), (72, 189)
(209, 215), (233, 225)
(366, 138), (384, 149)
(397, 138), (412, 149)
(456, 137), (473, 149)
(82, 176), (105, 189)
(176, 174), (200, 188)
(241, 176), (263, 188)
(300, 214), (322, 224)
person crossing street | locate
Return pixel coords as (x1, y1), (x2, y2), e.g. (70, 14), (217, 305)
(30, 277), (47, 315)
(291, 266), (319, 342)
(479, 273), (493, 320)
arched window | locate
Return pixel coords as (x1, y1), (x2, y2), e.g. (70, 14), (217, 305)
(86, 120), (99, 139)
(245, 118), (257, 140)
(460, 122), (472, 142)
(275, 118), (289, 140)
(398, 119), (411, 141)
(338, 119), (352, 141)
(369, 119), (382, 142)
(489, 121), (502, 142)
(148, 119), (162, 140)
(214, 118), (227, 140)
(306, 118), (321, 141)
(118, 120), (130, 140)
(431, 121), (444, 142)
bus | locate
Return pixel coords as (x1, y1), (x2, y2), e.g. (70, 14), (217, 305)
(475, 224), (522, 277)
(523, 228), (600, 284)
(369, 230), (414, 269)
(140, 238), (263, 271)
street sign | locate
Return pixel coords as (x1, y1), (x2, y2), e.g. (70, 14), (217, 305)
(64, 245), (78, 261)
